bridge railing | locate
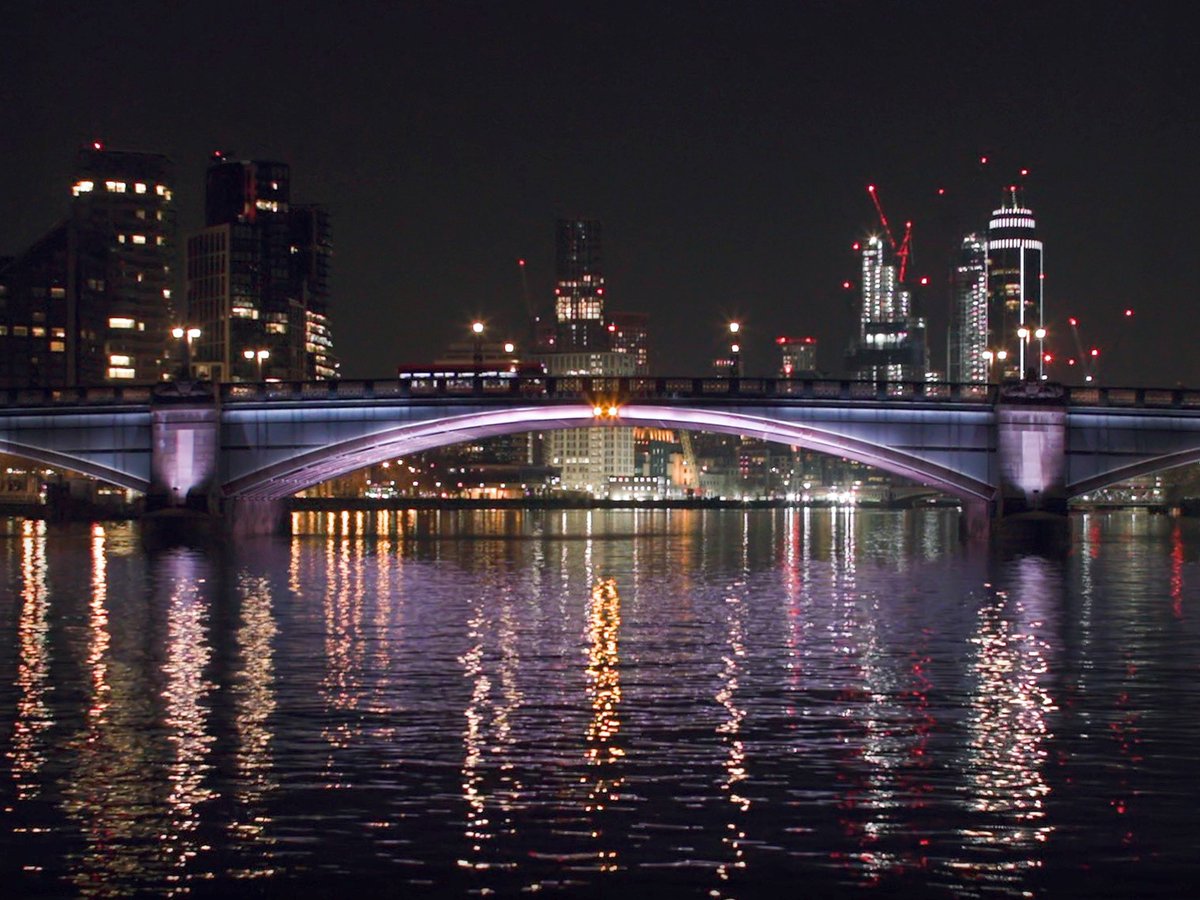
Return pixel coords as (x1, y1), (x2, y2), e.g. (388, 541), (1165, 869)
(216, 377), (1002, 404)
(0, 385), (157, 408)
(6, 379), (1200, 410)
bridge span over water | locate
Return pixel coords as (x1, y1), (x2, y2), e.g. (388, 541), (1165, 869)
(2, 375), (1200, 534)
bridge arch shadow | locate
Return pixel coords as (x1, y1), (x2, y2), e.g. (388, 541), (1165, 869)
(224, 403), (995, 503)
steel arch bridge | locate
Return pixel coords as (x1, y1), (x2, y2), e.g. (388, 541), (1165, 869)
(4, 376), (1200, 530)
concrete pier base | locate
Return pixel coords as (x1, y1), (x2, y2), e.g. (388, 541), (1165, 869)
(224, 498), (290, 537)
(994, 511), (1070, 553)
(959, 500), (993, 543)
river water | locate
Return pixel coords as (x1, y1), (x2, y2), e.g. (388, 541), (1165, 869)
(2, 508), (1198, 897)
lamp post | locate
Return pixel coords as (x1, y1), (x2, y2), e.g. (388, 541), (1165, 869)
(243, 348), (269, 381)
(472, 321), (485, 371)
(729, 321), (742, 377)
(171, 326), (201, 379)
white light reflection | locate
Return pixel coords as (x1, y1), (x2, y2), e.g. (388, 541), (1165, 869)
(226, 572), (279, 874)
(161, 551), (218, 883)
(956, 558), (1058, 883)
(714, 577), (748, 893)
(458, 568), (525, 874)
(12, 519), (50, 799)
(582, 578), (624, 873)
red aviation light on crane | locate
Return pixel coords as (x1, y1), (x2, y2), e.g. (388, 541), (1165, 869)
(1125, 308), (1135, 317)
(852, 241), (860, 250)
(1068, 317), (1079, 327)
(1044, 353), (1053, 363)
(980, 156), (989, 165)
(518, 258), (526, 267)
(1091, 348), (1100, 357)
(918, 276), (930, 286)
(842, 280), (853, 290)
(937, 187), (946, 196)
(92, 140), (104, 151)
(1020, 168), (1030, 177)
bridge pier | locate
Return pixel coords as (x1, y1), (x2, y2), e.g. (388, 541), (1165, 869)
(991, 388), (1070, 547)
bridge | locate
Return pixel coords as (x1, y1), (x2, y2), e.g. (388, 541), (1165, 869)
(3, 374), (1200, 536)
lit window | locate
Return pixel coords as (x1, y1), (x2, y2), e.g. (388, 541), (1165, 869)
(72, 180), (95, 196)
(52, 328), (65, 338)
(107, 367), (136, 379)
(134, 182), (147, 194)
(117, 234), (126, 243)
(155, 184), (166, 196)
(50, 286), (65, 299)
(162, 288), (171, 299)
(0, 326), (8, 336)
(132, 234), (147, 245)
(265, 322), (287, 334)
(108, 317), (136, 329)
(105, 180), (126, 192)
(31, 326), (46, 337)
(50, 341), (65, 352)
(109, 354), (131, 366)
(156, 236), (164, 246)
(13, 326), (28, 337)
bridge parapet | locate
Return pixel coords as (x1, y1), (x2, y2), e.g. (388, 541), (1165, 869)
(215, 376), (1001, 405)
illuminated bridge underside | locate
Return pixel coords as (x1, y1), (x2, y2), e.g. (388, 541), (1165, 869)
(0, 409), (151, 492)
(223, 402), (997, 502)
(1067, 410), (1200, 496)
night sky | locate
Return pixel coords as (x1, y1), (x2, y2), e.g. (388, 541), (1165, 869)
(3, 1), (1195, 385)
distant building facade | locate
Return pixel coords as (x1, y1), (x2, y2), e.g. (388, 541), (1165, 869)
(0, 144), (176, 388)
(776, 336), (818, 377)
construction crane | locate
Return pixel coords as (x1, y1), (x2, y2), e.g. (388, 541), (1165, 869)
(866, 184), (914, 283)
(677, 430), (699, 497)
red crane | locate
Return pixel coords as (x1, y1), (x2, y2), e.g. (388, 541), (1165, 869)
(865, 184), (913, 283)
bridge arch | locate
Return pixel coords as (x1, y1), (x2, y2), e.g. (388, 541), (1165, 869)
(223, 403), (994, 503)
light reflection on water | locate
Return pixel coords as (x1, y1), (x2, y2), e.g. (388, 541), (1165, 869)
(2, 509), (1200, 896)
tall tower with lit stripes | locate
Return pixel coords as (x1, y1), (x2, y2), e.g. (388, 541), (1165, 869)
(986, 188), (1044, 380)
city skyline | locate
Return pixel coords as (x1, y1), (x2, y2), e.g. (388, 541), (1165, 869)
(2, 2), (1193, 385)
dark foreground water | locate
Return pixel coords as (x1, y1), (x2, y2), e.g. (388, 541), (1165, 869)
(2, 508), (1199, 898)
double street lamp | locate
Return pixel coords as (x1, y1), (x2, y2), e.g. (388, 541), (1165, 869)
(243, 348), (270, 381)
(171, 326), (201, 379)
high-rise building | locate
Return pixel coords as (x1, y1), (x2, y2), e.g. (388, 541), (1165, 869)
(71, 145), (177, 382)
(986, 188), (1044, 380)
(186, 155), (335, 382)
(949, 233), (989, 383)
(845, 235), (926, 382)
(554, 219), (607, 351)
(541, 218), (635, 495)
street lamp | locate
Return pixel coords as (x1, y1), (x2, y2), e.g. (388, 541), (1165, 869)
(171, 326), (201, 379)
(243, 348), (269, 381)
(471, 321), (485, 371)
